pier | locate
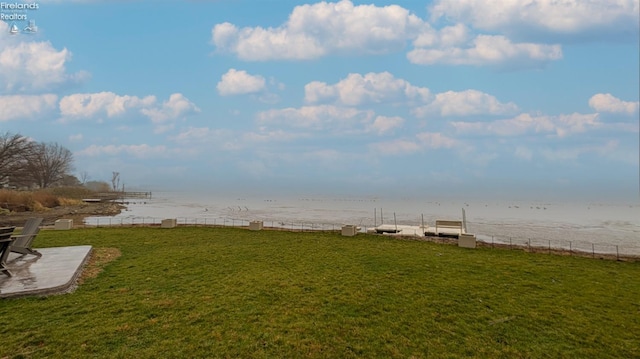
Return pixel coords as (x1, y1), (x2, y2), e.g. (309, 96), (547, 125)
(83, 191), (152, 202)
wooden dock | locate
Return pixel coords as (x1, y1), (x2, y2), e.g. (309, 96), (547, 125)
(83, 191), (152, 202)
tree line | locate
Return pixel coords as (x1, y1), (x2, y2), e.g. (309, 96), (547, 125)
(0, 132), (75, 189)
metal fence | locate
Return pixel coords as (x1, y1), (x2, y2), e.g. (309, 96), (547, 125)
(74, 215), (640, 261)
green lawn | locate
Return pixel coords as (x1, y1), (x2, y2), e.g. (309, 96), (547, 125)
(1, 227), (639, 358)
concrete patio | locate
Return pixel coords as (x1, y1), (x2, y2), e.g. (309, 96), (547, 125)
(0, 246), (92, 299)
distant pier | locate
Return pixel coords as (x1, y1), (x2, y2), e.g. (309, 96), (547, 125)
(83, 191), (152, 203)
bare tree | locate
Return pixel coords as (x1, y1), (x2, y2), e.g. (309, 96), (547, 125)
(0, 132), (30, 186)
(23, 142), (75, 188)
(111, 172), (120, 191)
(79, 171), (90, 185)
(85, 180), (111, 192)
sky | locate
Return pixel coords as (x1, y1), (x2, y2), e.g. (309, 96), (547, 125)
(0, 0), (638, 201)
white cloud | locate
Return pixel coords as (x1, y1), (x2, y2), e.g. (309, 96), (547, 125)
(368, 116), (404, 135)
(0, 22), (88, 93)
(211, 0), (424, 60)
(305, 72), (431, 105)
(256, 105), (374, 131)
(59, 92), (155, 120)
(408, 35), (562, 68)
(171, 127), (232, 144)
(0, 94), (58, 122)
(140, 93), (200, 124)
(217, 69), (267, 95)
(416, 132), (457, 149)
(69, 133), (83, 142)
(243, 129), (307, 143)
(414, 89), (519, 117)
(59, 92), (199, 132)
(589, 93), (639, 114)
(451, 113), (601, 137)
(77, 144), (168, 159)
(370, 138), (421, 155)
(371, 131), (457, 155)
(429, 0), (639, 40)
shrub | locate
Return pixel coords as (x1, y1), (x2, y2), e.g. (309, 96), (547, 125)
(33, 191), (60, 208)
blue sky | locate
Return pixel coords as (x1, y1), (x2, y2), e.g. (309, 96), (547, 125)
(1, 0), (638, 200)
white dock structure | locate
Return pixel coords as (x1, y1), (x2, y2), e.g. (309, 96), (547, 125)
(373, 208), (468, 238)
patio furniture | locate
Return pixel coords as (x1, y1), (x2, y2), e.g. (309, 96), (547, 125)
(0, 227), (16, 277)
(10, 217), (43, 257)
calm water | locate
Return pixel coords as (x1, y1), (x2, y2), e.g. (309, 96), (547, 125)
(86, 191), (640, 255)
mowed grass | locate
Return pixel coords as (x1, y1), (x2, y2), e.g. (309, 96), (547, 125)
(1, 227), (639, 358)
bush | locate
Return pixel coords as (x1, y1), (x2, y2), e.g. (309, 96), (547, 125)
(0, 189), (84, 212)
(33, 191), (60, 208)
(50, 186), (95, 199)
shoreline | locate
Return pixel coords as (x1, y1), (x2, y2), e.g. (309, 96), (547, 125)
(0, 202), (125, 227)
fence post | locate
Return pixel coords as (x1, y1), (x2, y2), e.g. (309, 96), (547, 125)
(528, 239), (530, 252)
(616, 245), (619, 261)
(491, 236), (494, 248)
(509, 237), (512, 249)
(569, 241), (572, 256)
(592, 243), (595, 258)
(548, 240), (551, 254)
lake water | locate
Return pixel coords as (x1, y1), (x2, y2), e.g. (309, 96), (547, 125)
(85, 191), (640, 255)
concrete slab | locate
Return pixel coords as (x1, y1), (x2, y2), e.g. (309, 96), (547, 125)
(0, 246), (92, 299)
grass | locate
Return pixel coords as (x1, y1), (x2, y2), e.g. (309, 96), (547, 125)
(1, 227), (639, 358)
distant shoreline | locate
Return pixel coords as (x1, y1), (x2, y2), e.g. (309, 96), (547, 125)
(0, 202), (125, 227)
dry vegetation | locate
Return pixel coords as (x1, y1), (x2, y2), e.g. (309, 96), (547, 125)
(0, 188), (123, 227)
(77, 247), (122, 285)
(0, 188), (86, 213)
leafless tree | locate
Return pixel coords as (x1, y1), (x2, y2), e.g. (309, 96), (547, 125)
(0, 132), (30, 186)
(23, 142), (75, 188)
(85, 180), (111, 192)
(111, 172), (120, 191)
(79, 171), (90, 185)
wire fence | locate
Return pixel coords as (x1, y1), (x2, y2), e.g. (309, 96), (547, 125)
(72, 215), (640, 261)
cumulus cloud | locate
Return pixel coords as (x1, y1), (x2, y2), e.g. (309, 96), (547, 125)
(589, 93), (639, 114)
(429, 0), (639, 41)
(451, 113), (601, 137)
(305, 72), (430, 106)
(217, 69), (267, 95)
(140, 93), (200, 124)
(408, 34), (562, 68)
(368, 116), (404, 135)
(59, 92), (155, 120)
(0, 94), (58, 122)
(256, 105), (374, 131)
(77, 144), (168, 159)
(211, 0), (424, 60)
(0, 22), (88, 93)
(414, 89), (519, 117)
(59, 92), (199, 131)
